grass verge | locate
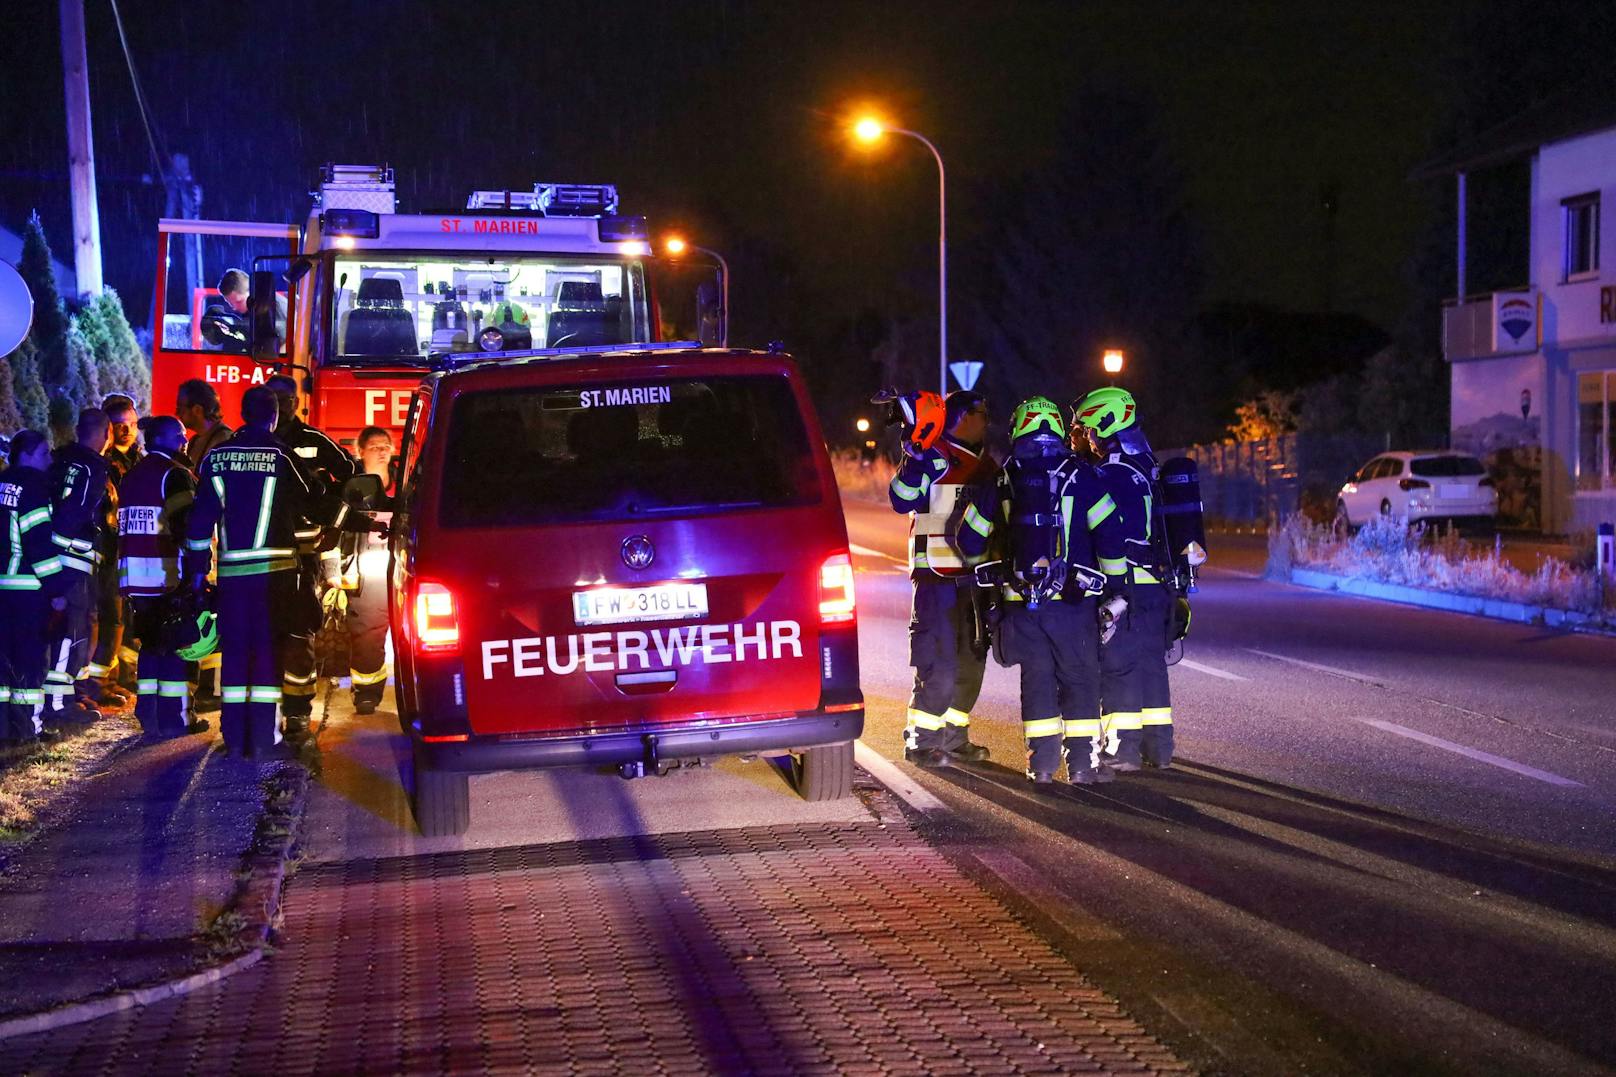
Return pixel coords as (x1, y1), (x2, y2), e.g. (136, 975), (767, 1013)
(0, 714), (140, 841)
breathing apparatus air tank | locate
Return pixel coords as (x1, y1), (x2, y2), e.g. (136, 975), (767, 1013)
(1159, 456), (1207, 590)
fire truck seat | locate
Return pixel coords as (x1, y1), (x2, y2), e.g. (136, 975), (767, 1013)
(546, 282), (617, 348)
(345, 277), (419, 356)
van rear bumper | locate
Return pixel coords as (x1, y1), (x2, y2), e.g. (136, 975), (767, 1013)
(417, 709), (864, 774)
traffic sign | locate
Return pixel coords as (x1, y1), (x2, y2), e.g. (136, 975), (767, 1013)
(0, 261), (32, 357)
(948, 361), (982, 391)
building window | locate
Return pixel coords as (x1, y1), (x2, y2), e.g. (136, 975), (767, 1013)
(1576, 371), (1616, 491)
(1563, 193), (1600, 280)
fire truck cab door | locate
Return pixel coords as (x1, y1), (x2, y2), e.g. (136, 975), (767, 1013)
(151, 218), (301, 422)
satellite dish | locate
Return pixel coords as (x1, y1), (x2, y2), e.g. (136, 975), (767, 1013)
(0, 261), (33, 357)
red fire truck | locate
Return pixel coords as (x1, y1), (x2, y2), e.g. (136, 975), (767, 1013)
(151, 164), (721, 447)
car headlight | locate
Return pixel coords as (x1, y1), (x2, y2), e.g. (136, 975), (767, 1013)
(479, 327), (504, 352)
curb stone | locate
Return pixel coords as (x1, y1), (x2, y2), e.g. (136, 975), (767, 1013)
(1288, 566), (1616, 635)
(0, 759), (311, 1040)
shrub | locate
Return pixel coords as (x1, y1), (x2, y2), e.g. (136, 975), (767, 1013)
(830, 449), (897, 503)
(1270, 512), (1609, 615)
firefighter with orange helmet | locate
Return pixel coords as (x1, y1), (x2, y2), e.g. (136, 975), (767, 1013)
(881, 388), (998, 766)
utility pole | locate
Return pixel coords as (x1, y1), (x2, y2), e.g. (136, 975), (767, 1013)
(164, 153), (204, 302)
(59, 0), (103, 298)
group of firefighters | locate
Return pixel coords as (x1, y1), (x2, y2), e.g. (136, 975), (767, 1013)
(889, 386), (1202, 786)
(0, 375), (394, 759)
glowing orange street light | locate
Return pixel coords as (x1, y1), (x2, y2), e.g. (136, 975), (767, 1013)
(855, 417), (871, 433)
(663, 235), (687, 256)
(1103, 349), (1125, 376)
(853, 116), (885, 144)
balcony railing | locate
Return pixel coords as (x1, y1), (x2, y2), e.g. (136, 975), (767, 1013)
(1442, 287), (1536, 360)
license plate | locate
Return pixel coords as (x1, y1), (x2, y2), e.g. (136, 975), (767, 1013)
(1439, 484), (1469, 499)
(572, 583), (709, 626)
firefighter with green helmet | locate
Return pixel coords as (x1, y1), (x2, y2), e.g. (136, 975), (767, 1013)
(956, 396), (1127, 785)
(1070, 386), (1201, 770)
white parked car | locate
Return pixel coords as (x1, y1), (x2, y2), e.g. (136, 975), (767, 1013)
(1336, 451), (1497, 528)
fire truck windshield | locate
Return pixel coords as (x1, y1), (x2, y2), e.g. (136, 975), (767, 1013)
(328, 253), (648, 363)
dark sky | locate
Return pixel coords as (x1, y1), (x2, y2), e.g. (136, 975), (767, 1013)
(2, 1), (1459, 339)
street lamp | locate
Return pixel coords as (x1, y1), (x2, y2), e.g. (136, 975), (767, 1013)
(1103, 349), (1125, 376)
(855, 417), (871, 433)
(852, 115), (948, 395)
(663, 234), (730, 347)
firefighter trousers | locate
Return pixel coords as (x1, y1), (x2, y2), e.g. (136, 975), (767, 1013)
(1100, 582), (1174, 767)
(281, 557), (322, 721)
(0, 592), (48, 742)
(45, 572), (95, 715)
(85, 557), (124, 689)
(347, 584), (389, 708)
(128, 598), (191, 737)
(994, 597), (1102, 777)
(905, 575), (986, 751)
(219, 571), (295, 757)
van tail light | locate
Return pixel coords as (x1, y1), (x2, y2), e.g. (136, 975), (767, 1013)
(1478, 477), (1495, 488)
(413, 580), (461, 653)
(1398, 478), (1430, 491)
(819, 552), (856, 625)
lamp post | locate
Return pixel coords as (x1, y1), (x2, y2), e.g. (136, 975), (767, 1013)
(854, 117), (947, 395)
(1102, 348), (1125, 384)
(663, 235), (730, 347)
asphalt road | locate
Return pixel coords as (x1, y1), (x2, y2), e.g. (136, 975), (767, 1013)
(845, 497), (1616, 1075)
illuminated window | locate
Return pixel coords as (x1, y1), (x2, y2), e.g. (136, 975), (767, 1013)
(1576, 371), (1616, 491)
(1563, 193), (1600, 280)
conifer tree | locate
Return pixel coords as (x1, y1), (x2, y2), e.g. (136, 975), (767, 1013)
(9, 340), (49, 430)
(16, 212), (69, 388)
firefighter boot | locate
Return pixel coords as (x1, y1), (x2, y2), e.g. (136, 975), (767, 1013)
(941, 714), (990, 761)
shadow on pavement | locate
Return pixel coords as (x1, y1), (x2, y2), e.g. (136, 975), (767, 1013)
(932, 756), (1616, 1069)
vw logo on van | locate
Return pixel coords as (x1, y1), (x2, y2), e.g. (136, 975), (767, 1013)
(621, 535), (655, 570)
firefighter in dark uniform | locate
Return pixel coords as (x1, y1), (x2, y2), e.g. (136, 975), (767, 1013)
(887, 390), (997, 766)
(184, 386), (310, 757)
(324, 426), (393, 715)
(117, 416), (207, 737)
(265, 374), (355, 732)
(86, 394), (143, 708)
(0, 432), (68, 744)
(956, 397), (1126, 786)
(1072, 387), (1178, 770)
(45, 408), (111, 721)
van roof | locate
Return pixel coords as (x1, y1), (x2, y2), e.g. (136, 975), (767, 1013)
(426, 346), (796, 389)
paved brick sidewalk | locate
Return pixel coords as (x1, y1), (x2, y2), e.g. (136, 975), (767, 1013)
(12, 790), (1188, 1075)
(0, 733), (267, 1019)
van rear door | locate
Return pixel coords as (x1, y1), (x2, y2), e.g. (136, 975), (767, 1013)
(432, 367), (841, 738)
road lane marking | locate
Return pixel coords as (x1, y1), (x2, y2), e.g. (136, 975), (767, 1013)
(850, 542), (906, 566)
(854, 740), (947, 811)
(1246, 647), (1383, 686)
(1354, 719), (1584, 788)
(1179, 658), (1249, 682)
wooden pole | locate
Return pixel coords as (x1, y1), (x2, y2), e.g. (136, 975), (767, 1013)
(59, 0), (103, 297)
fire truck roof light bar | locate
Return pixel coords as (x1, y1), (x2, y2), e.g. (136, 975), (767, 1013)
(465, 183), (620, 217)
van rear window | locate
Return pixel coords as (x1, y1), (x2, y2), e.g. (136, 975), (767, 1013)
(439, 375), (821, 526)
(1410, 456), (1486, 478)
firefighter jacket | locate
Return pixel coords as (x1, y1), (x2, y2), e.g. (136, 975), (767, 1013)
(956, 453), (1127, 602)
(887, 435), (999, 578)
(183, 420), (234, 471)
(324, 483), (391, 594)
(0, 465), (65, 593)
(105, 445), (142, 487)
(117, 449), (196, 597)
(47, 444), (109, 578)
(183, 429), (310, 580)
(279, 418), (356, 490)
(1097, 453), (1168, 586)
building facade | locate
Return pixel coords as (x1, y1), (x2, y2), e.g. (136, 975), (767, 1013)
(1444, 122), (1616, 534)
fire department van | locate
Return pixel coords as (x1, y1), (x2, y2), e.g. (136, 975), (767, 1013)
(150, 164), (722, 447)
(391, 345), (863, 835)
